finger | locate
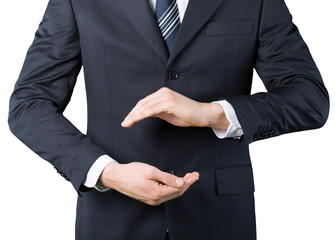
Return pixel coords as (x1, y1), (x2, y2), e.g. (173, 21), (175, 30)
(121, 104), (163, 127)
(124, 92), (159, 119)
(133, 87), (179, 114)
(122, 87), (178, 126)
(128, 100), (193, 127)
(172, 172), (199, 197)
(122, 101), (167, 127)
(182, 172), (200, 186)
(142, 87), (177, 104)
(181, 172), (191, 179)
(131, 97), (162, 118)
(121, 103), (145, 127)
(152, 169), (185, 188)
(124, 88), (166, 120)
(122, 96), (167, 127)
(161, 172), (199, 195)
(156, 172), (199, 202)
(182, 171), (199, 179)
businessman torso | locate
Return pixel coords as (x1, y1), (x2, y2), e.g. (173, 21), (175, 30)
(75, 0), (257, 239)
(9, 0), (329, 239)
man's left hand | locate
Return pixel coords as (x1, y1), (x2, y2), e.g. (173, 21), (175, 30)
(121, 87), (230, 130)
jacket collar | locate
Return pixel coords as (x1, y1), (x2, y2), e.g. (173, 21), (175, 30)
(114, 0), (225, 70)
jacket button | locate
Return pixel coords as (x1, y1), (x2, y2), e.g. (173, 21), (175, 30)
(168, 71), (179, 80)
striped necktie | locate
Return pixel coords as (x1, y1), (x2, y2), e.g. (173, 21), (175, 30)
(155, 0), (181, 54)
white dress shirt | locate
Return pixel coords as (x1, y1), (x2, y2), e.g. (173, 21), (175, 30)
(82, 0), (243, 191)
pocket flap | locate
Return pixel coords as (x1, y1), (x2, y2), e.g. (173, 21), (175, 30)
(215, 165), (255, 195)
(206, 19), (255, 36)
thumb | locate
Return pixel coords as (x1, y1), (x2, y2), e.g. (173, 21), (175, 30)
(153, 170), (184, 187)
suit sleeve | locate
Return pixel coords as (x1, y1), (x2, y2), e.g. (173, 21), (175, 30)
(225, 0), (330, 144)
(8, 0), (109, 193)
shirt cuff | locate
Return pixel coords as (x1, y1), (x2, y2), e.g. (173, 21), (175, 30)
(82, 154), (117, 192)
(210, 100), (244, 139)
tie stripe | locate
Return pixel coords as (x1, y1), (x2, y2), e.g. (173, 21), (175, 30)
(163, 15), (180, 40)
(158, 1), (180, 39)
(157, 0), (177, 23)
(155, 0), (181, 53)
(158, 1), (178, 27)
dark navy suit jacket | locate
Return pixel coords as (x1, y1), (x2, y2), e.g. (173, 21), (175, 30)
(8, 0), (329, 239)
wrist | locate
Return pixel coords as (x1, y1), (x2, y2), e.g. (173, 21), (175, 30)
(98, 161), (120, 189)
(205, 102), (230, 130)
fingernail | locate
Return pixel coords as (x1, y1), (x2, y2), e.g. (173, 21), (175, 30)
(121, 119), (128, 126)
(175, 178), (184, 186)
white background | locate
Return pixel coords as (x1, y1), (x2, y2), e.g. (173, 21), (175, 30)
(0, 0), (334, 239)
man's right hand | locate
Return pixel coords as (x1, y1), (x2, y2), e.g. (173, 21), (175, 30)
(98, 162), (199, 206)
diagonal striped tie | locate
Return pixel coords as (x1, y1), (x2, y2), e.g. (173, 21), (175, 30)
(155, 0), (181, 54)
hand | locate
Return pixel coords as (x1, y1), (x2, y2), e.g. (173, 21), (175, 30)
(99, 162), (199, 206)
(121, 87), (230, 130)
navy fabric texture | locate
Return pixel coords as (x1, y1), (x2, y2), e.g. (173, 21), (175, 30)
(8, 0), (329, 239)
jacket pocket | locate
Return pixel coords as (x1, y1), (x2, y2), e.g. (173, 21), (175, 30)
(214, 164), (255, 195)
(206, 19), (255, 36)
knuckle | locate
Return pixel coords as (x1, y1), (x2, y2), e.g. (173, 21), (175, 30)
(152, 195), (160, 201)
(202, 118), (210, 126)
(156, 188), (164, 198)
(162, 100), (173, 112)
(163, 93), (173, 102)
(151, 190), (162, 201)
(138, 109), (146, 117)
(169, 177), (177, 186)
(147, 200), (156, 206)
(137, 108), (145, 115)
(147, 167), (157, 177)
(148, 199), (161, 206)
(160, 87), (169, 93)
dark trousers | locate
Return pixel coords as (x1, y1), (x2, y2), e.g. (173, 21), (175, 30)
(165, 232), (169, 240)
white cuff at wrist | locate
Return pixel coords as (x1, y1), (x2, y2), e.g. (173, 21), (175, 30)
(211, 100), (243, 139)
(83, 154), (117, 192)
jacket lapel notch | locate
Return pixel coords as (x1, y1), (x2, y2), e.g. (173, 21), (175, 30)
(114, 0), (169, 63)
(166, 0), (225, 70)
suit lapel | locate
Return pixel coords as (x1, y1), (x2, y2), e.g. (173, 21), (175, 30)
(114, 0), (170, 63)
(167, 0), (225, 70)
(114, 0), (225, 68)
